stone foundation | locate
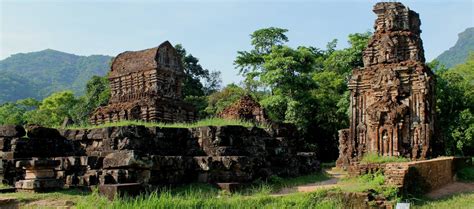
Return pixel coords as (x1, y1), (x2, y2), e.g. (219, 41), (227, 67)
(0, 124), (320, 192)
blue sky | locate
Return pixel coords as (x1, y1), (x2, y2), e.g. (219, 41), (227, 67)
(1, 0), (473, 84)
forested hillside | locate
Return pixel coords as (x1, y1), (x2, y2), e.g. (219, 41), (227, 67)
(0, 49), (112, 103)
(436, 27), (474, 68)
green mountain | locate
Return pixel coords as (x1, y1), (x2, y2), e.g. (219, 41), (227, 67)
(436, 27), (474, 68)
(0, 49), (112, 104)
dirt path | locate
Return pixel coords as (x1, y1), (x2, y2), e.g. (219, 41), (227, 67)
(426, 182), (474, 199)
(272, 168), (347, 196)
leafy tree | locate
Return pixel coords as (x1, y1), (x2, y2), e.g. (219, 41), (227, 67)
(71, 75), (110, 125)
(24, 91), (78, 127)
(234, 27), (372, 161)
(323, 32), (371, 75)
(175, 44), (222, 118)
(234, 27), (289, 91)
(205, 84), (246, 115)
(175, 44), (222, 97)
(0, 98), (40, 125)
(0, 103), (25, 125)
(435, 53), (474, 156)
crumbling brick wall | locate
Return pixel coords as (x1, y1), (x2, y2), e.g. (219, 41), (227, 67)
(348, 157), (472, 195)
(218, 95), (268, 124)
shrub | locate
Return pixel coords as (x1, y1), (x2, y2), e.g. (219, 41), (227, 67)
(457, 166), (474, 182)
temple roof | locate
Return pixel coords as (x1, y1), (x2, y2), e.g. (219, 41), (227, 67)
(109, 41), (183, 78)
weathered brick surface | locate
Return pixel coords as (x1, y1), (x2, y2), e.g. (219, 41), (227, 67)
(337, 2), (436, 168)
(349, 157), (472, 194)
(90, 41), (196, 125)
(218, 95), (268, 124)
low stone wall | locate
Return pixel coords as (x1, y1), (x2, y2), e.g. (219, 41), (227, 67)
(348, 157), (472, 195)
(0, 124), (320, 192)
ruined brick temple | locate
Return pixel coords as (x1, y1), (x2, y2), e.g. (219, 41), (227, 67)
(337, 2), (436, 167)
(90, 41), (196, 124)
(218, 95), (268, 124)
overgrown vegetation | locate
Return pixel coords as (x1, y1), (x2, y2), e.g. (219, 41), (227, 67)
(73, 188), (341, 209)
(432, 53), (474, 156)
(360, 152), (410, 164)
(338, 171), (399, 201)
(2, 172), (342, 209)
(457, 166), (474, 182)
(63, 118), (267, 130)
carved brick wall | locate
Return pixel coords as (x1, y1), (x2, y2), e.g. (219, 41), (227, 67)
(90, 41), (196, 124)
(337, 2), (436, 168)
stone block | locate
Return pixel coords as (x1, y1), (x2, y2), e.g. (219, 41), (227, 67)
(15, 179), (63, 192)
(103, 151), (151, 169)
(149, 156), (184, 170)
(16, 159), (60, 169)
(87, 128), (111, 140)
(26, 125), (62, 139)
(98, 183), (143, 200)
(25, 169), (55, 179)
(0, 125), (25, 137)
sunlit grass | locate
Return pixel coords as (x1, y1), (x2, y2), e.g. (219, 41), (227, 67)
(338, 171), (399, 201)
(63, 118), (269, 130)
(1, 172), (341, 209)
(412, 192), (474, 209)
(360, 152), (410, 164)
(74, 187), (342, 209)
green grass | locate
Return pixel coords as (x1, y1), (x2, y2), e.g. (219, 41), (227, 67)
(412, 192), (474, 209)
(457, 166), (474, 182)
(74, 188), (342, 209)
(338, 171), (399, 201)
(0, 189), (89, 206)
(63, 118), (268, 130)
(360, 152), (410, 164)
(1, 172), (339, 209)
(0, 183), (12, 189)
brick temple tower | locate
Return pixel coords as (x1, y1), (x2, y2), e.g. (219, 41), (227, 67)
(90, 41), (196, 124)
(337, 2), (436, 167)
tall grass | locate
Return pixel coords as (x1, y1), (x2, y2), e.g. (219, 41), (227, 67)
(75, 188), (342, 209)
(360, 152), (410, 164)
(70, 173), (338, 208)
(64, 118), (268, 130)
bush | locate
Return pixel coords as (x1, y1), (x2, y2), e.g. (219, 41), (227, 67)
(457, 166), (474, 182)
